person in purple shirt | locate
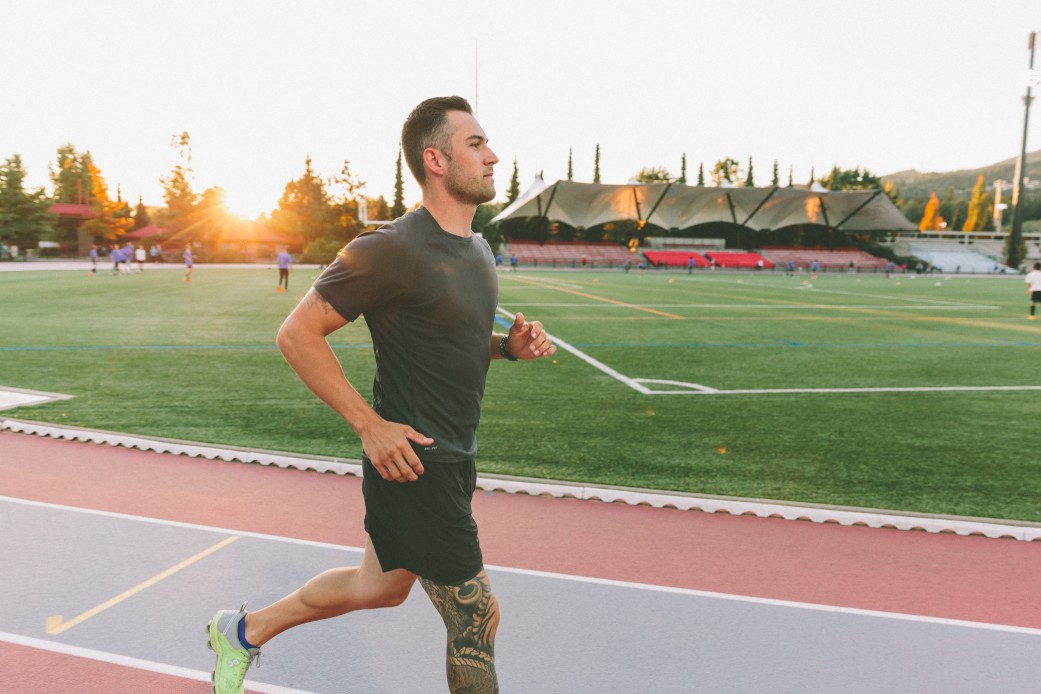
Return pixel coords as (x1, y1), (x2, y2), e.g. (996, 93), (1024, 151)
(183, 243), (193, 282)
(276, 246), (292, 293)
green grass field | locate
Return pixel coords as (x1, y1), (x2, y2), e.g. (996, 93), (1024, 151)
(2, 265), (1040, 522)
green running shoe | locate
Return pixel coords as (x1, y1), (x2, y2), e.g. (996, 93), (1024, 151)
(206, 602), (261, 694)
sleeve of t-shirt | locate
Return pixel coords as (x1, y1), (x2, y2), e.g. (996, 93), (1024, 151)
(312, 230), (410, 322)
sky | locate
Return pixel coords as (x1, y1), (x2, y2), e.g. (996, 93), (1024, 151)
(2, 1), (1039, 218)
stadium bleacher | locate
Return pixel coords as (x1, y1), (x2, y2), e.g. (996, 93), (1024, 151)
(900, 240), (1011, 273)
(760, 247), (887, 271)
(505, 241), (633, 267)
(642, 251), (710, 268)
(704, 251), (774, 269)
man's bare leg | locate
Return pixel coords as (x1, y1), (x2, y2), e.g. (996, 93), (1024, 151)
(420, 570), (500, 694)
(243, 537), (416, 646)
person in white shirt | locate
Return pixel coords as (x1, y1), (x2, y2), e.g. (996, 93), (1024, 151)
(1026, 262), (1041, 321)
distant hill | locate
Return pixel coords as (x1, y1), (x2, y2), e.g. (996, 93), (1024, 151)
(882, 149), (1041, 196)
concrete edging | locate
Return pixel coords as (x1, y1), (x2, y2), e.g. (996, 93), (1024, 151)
(3, 418), (1039, 542)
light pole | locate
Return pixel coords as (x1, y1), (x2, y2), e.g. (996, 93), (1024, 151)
(1007, 31), (1037, 270)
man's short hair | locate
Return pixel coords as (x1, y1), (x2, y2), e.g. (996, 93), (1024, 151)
(401, 96), (473, 186)
(1034, 262), (1041, 270)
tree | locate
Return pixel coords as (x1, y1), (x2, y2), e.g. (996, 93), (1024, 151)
(567, 148), (573, 181)
(697, 162), (705, 186)
(807, 166), (816, 188)
(635, 166), (671, 183)
(744, 156), (755, 187)
(918, 192), (945, 231)
(772, 160), (780, 186)
(0, 154), (54, 248)
(593, 144), (601, 184)
(964, 175), (994, 232)
(678, 154), (687, 184)
(711, 157), (741, 186)
(391, 149), (406, 218)
(328, 159), (366, 244)
(788, 165), (794, 187)
(506, 159), (520, 204)
(157, 132), (198, 238)
(820, 165), (884, 191)
(49, 145), (94, 204)
(132, 197), (150, 230)
(80, 160), (132, 241)
(270, 156), (336, 244)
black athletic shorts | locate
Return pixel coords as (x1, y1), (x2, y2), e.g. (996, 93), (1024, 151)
(1032, 290), (1041, 302)
(362, 456), (484, 586)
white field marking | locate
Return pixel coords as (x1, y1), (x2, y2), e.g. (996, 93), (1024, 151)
(4, 497), (1040, 637)
(769, 281), (994, 309)
(493, 302), (998, 311)
(0, 631), (316, 694)
(632, 380), (1041, 396)
(0, 386), (73, 411)
(495, 306), (651, 394)
(495, 305), (1041, 399)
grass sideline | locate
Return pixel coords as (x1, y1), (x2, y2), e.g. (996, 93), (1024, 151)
(2, 266), (1039, 522)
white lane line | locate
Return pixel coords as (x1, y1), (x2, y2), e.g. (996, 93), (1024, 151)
(0, 631), (317, 694)
(3, 496), (1040, 637)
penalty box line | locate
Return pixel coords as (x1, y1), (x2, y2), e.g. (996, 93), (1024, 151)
(495, 307), (1041, 397)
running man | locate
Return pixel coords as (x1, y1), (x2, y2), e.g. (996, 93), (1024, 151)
(206, 96), (556, 694)
(1026, 261), (1041, 321)
(276, 246), (292, 293)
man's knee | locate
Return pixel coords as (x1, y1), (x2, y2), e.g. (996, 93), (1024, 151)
(421, 573), (500, 645)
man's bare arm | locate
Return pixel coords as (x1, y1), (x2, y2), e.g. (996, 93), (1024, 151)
(276, 288), (431, 482)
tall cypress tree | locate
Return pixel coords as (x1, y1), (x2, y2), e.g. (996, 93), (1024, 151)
(745, 156), (755, 187)
(593, 144), (601, 184)
(507, 159), (520, 204)
(696, 162), (705, 186)
(772, 160), (780, 186)
(391, 149), (406, 218)
(678, 153), (687, 184)
(567, 147), (573, 181)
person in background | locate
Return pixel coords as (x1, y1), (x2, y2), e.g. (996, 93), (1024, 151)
(1026, 262), (1041, 321)
(276, 246), (292, 293)
(184, 243), (193, 282)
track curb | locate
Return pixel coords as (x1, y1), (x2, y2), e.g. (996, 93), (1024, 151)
(3, 417), (1039, 542)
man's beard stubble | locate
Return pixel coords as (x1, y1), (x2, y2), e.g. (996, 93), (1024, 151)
(444, 161), (495, 206)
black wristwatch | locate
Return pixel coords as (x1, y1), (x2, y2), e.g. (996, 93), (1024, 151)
(499, 334), (518, 361)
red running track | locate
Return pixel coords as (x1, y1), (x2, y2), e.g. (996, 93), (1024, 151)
(2, 430), (1040, 691)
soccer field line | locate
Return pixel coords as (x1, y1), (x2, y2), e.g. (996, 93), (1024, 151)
(497, 302), (1000, 311)
(495, 306), (1041, 398)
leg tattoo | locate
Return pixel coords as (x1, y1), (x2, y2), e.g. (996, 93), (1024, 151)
(420, 572), (500, 694)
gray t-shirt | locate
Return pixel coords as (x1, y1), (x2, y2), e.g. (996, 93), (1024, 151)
(313, 207), (498, 462)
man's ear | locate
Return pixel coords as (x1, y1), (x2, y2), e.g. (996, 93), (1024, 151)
(423, 147), (447, 179)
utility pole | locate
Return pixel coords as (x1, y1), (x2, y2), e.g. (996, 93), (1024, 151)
(1007, 31), (1036, 270)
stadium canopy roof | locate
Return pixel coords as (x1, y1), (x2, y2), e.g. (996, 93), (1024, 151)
(491, 177), (915, 232)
